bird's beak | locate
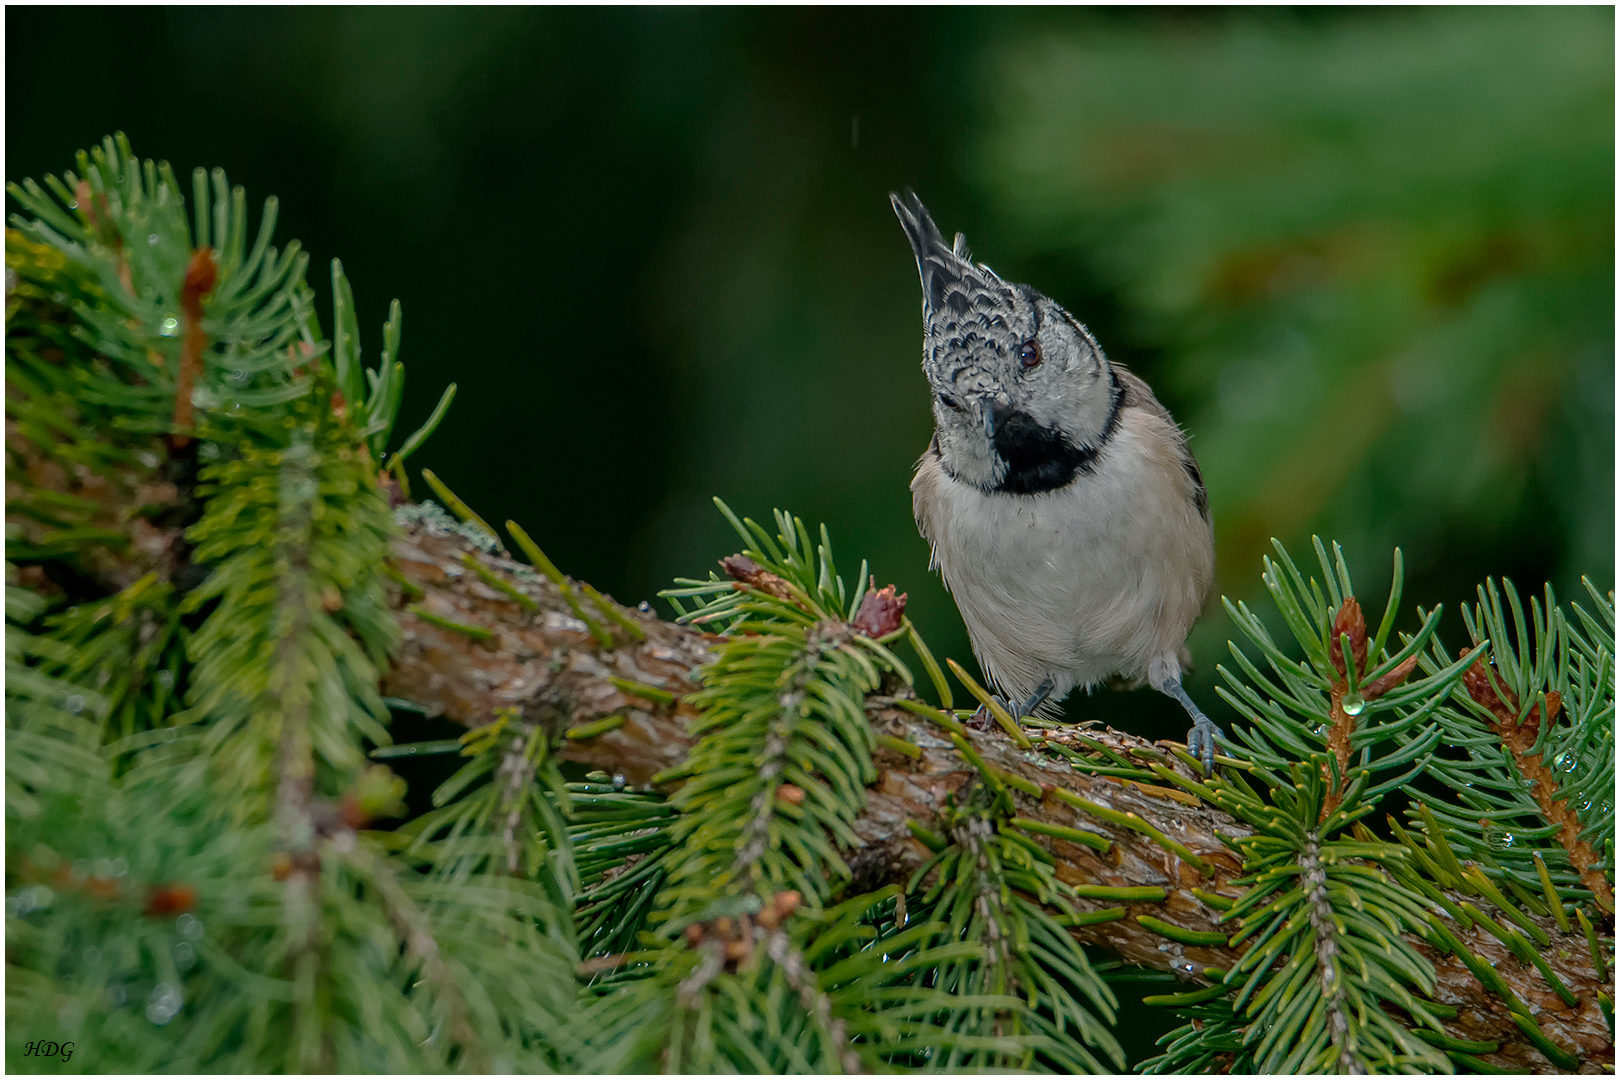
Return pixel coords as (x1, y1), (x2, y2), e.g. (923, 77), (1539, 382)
(982, 400), (1012, 440)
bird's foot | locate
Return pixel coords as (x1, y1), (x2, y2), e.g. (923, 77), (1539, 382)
(972, 678), (1055, 735)
(1187, 713), (1221, 776)
(970, 694), (1026, 730)
(1157, 672), (1220, 775)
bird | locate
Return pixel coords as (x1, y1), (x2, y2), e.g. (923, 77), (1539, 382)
(890, 190), (1220, 772)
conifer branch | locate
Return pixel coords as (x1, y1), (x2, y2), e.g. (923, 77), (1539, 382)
(268, 444), (324, 1071)
(379, 518), (1613, 1072)
(9, 137), (1609, 1074)
(764, 928), (862, 1074)
(382, 520), (708, 787)
(1463, 660), (1614, 913)
(1300, 832), (1357, 1074)
(740, 622), (846, 871)
(348, 845), (489, 1073)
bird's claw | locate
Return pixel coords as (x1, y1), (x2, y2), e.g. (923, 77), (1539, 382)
(971, 694), (1026, 729)
(1187, 715), (1220, 776)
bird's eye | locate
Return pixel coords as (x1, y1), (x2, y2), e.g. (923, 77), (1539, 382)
(937, 392), (965, 412)
(1018, 341), (1042, 370)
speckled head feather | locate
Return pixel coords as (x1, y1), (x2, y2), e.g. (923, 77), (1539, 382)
(890, 189), (1033, 396)
(891, 190), (1119, 495)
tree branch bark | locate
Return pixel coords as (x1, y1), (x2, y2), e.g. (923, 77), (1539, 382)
(383, 519), (1612, 1073)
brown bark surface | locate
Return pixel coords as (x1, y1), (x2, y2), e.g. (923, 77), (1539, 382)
(383, 519), (1614, 1074)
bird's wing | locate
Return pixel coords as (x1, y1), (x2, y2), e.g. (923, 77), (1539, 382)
(1114, 366), (1210, 525)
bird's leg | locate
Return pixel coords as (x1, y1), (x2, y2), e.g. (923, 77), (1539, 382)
(1159, 675), (1219, 775)
(1016, 675), (1056, 720)
(975, 675), (1055, 727)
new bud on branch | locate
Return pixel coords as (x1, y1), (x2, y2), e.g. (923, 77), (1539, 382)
(852, 582), (907, 639)
(171, 246), (218, 446)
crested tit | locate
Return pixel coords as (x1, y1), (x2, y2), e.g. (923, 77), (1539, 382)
(892, 190), (1220, 771)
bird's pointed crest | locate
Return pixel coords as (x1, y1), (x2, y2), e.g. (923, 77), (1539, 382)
(892, 189), (977, 312)
(890, 189), (1028, 386)
(890, 189), (1017, 320)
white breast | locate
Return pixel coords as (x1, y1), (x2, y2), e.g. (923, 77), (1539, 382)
(912, 406), (1214, 709)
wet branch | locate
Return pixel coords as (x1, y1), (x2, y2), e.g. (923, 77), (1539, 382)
(381, 520), (1611, 1074)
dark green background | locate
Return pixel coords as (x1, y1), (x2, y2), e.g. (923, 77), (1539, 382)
(7, 5), (1613, 1063)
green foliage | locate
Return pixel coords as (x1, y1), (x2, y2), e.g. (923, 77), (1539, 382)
(1212, 765), (1448, 1072)
(576, 885), (1030, 1073)
(1406, 579), (1615, 904)
(181, 385), (397, 802)
(7, 134), (1612, 1075)
(570, 779), (679, 961)
(30, 574), (187, 742)
(1217, 542), (1473, 789)
(394, 707), (582, 920)
(1138, 541), (1613, 1072)
(6, 137), (573, 1072)
(904, 782), (1123, 1072)
(518, 502), (1121, 1073)
(659, 503), (907, 923)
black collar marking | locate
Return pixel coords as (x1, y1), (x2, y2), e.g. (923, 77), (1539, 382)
(991, 369), (1123, 496)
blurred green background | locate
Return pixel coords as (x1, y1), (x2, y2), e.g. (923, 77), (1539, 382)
(7, 5), (1612, 1064)
(8, 3), (1613, 747)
